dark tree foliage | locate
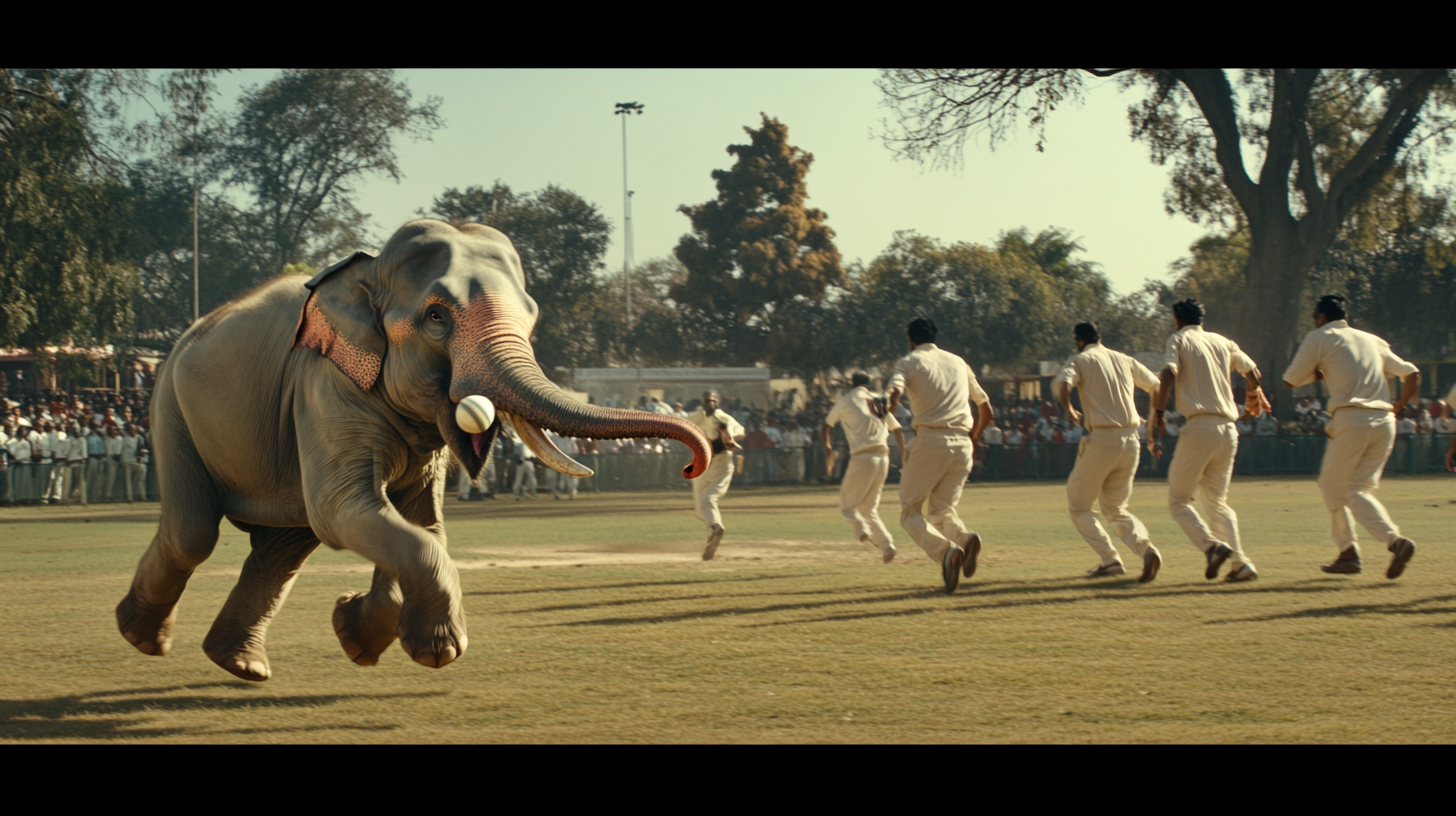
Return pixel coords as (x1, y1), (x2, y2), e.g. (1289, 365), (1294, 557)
(126, 161), (255, 345)
(0, 68), (141, 350)
(422, 182), (614, 371)
(223, 69), (444, 280)
(836, 228), (1162, 376)
(673, 115), (845, 374)
(878, 68), (1456, 409)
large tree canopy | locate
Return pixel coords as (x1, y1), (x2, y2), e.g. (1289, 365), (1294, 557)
(223, 69), (444, 280)
(878, 68), (1455, 411)
(0, 69), (141, 350)
(673, 114), (844, 373)
(836, 228), (1158, 376)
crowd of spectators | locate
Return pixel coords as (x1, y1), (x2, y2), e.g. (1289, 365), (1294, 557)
(8, 376), (1453, 506)
(1, 388), (154, 506)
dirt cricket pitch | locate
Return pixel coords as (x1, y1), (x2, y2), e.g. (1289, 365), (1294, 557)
(2, 475), (1454, 743)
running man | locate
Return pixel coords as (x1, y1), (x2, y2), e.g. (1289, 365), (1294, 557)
(824, 372), (906, 563)
(1150, 299), (1268, 583)
(1055, 322), (1164, 582)
(687, 391), (744, 560)
(887, 317), (994, 594)
(1283, 294), (1421, 578)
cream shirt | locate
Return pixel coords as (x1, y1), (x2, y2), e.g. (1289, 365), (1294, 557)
(887, 343), (990, 433)
(825, 386), (903, 455)
(1164, 324), (1258, 420)
(1055, 342), (1161, 429)
(1283, 320), (1418, 414)
(688, 409), (745, 445)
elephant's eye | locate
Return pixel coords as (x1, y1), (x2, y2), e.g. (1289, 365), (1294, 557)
(427, 307), (445, 323)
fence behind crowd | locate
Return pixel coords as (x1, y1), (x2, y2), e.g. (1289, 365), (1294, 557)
(6, 434), (1450, 503)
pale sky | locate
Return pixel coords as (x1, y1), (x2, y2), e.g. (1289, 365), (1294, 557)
(199, 69), (1270, 296)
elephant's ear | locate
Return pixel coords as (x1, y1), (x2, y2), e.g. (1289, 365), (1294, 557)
(293, 251), (385, 391)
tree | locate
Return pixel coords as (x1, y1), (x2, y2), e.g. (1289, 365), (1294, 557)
(223, 69), (444, 281)
(877, 68), (1455, 405)
(673, 114), (845, 374)
(0, 69), (141, 351)
(1312, 193), (1456, 364)
(421, 182), (613, 371)
(838, 228), (1151, 376)
(126, 160), (253, 345)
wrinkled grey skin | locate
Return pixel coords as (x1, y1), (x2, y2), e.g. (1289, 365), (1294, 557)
(115, 220), (710, 681)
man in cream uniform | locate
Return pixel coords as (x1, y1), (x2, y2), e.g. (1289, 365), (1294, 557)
(824, 372), (907, 563)
(1055, 322), (1164, 582)
(688, 391), (744, 560)
(887, 318), (994, 594)
(1283, 294), (1421, 578)
(1151, 299), (1269, 583)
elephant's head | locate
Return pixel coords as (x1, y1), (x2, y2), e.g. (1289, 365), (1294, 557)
(292, 219), (711, 480)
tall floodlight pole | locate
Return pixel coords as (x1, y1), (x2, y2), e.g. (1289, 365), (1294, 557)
(614, 102), (644, 326)
(190, 75), (202, 325)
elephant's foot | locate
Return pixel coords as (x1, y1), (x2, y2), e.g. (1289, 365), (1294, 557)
(116, 592), (178, 656)
(397, 598), (467, 669)
(203, 640), (272, 682)
(333, 592), (399, 667)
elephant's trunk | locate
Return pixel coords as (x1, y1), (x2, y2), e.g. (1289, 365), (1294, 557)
(446, 292), (711, 479)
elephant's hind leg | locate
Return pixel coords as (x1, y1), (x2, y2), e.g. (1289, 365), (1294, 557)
(203, 526), (320, 682)
(333, 567), (402, 666)
(117, 397), (223, 656)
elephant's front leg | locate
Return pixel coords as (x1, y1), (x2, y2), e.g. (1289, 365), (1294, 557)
(297, 388), (465, 669)
(202, 526), (320, 681)
(333, 566), (402, 666)
(322, 511), (465, 669)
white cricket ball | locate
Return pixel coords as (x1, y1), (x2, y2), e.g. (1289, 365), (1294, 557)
(456, 395), (497, 434)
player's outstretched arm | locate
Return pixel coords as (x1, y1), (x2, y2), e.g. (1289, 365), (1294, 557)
(1056, 381), (1081, 429)
(973, 400), (994, 444)
(1392, 371), (1421, 416)
(1153, 367), (1175, 432)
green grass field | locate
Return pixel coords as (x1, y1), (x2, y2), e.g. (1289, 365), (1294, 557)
(2, 474), (1454, 743)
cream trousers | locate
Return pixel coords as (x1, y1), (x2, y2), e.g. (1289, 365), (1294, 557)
(840, 449), (892, 548)
(898, 430), (973, 563)
(1320, 407), (1400, 556)
(1067, 427), (1153, 566)
(693, 453), (734, 531)
(1167, 415), (1254, 571)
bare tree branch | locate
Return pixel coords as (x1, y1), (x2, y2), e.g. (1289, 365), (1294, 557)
(1171, 69), (1260, 217)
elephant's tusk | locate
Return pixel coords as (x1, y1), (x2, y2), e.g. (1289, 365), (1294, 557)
(502, 410), (595, 478)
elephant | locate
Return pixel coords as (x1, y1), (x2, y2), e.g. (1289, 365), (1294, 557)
(115, 219), (712, 681)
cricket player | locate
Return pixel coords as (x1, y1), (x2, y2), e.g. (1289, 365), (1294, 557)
(687, 391), (744, 560)
(1055, 322), (1164, 582)
(887, 317), (994, 594)
(1150, 299), (1268, 583)
(1283, 294), (1421, 578)
(824, 372), (906, 563)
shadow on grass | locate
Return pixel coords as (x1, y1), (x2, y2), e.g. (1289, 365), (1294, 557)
(532, 576), (1398, 629)
(0, 681), (441, 741)
(508, 585), (849, 615)
(467, 571), (830, 597)
(1206, 593), (1456, 626)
